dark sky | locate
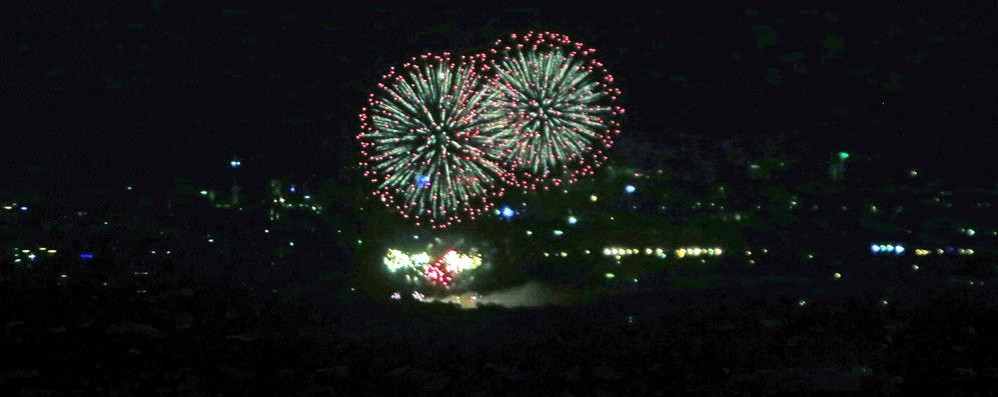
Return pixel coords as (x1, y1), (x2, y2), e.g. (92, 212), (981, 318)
(4, 2), (996, 194)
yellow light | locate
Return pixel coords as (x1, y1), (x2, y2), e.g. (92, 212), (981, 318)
(590, 195), (598, 202)
(383, 249), (410, 272)
(645, 248), (652, 255)
(675, 248), (686, 258)
(47, 250), (57, 254)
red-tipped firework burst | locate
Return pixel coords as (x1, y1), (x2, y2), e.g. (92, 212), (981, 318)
(358, 33), (624, 227)
(358, 53), (513, 228)
(486, 31), (624, 191)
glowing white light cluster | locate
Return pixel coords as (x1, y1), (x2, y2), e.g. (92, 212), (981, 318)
(383, 249), (431, 273)
(440, 249), (483, 274)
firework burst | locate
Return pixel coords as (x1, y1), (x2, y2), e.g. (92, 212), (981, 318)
(383, 245), (484, 289)
(486, 32), (625, 190)
(358, 53), (513, 228)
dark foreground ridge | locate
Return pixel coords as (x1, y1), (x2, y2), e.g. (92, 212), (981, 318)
(3, 242), (998, 395)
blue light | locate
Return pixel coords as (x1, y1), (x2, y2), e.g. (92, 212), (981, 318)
(500, 205), (515, 220)
(895, 245), (905, 254)
(303, 195), (311, 200)
(19, 206), (28, 212)
(567, 216), (578, 225)
(870, 244), (880, 253)
(416, 175), (431, 188)
(624, 185), (636, 194)
(80, 253), (94, 260)
(289, 185), (297, 193)
(230, 160), (241, 169)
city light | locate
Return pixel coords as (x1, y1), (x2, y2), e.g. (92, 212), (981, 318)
(624, 185), (636, 194)
(870, 243), (905, 255)
(500, 205), (515, 220)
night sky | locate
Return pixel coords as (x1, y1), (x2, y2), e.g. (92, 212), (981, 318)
(6, 3), (997, 190)
(3, 2), (998, 395)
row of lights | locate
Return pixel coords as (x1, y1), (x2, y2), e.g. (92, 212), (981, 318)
(914, 247), (976, 256)
(602, 247), (668, 259)
(599, 246), (724, 259)
(10, 246), (95, 263)
(674, 247), (724, 258)
(874, 244), (977, 256)
(870, 244), (905, 255)
(2, 203), (29, 212)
